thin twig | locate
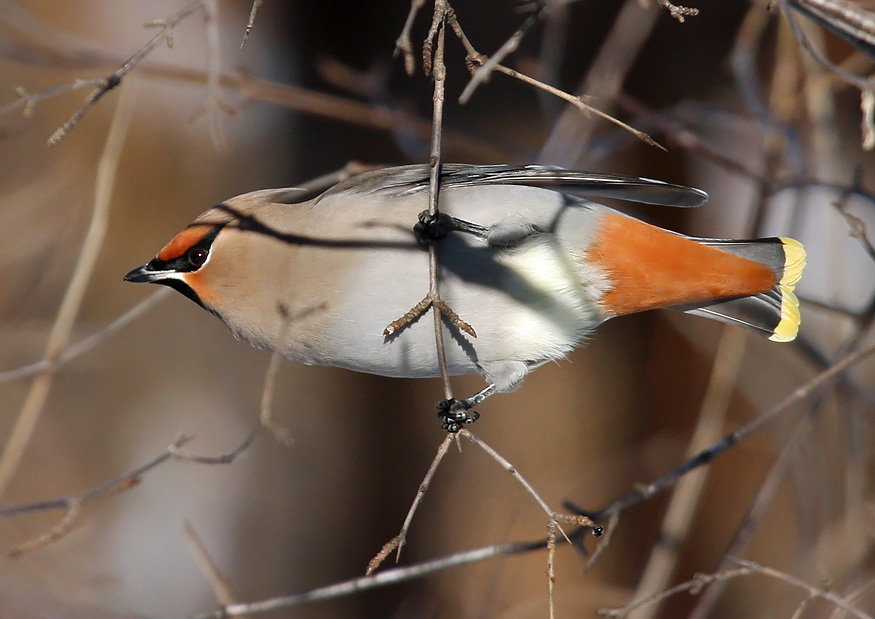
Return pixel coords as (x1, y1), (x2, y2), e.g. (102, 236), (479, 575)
(184, 520), (241, 611)
(395, 0), (426, 75)
(367, 434), (453, 575)
(833, 202), (875, 262)
(448, 7), (664, 149)
(687, 414), (817, 619)
(540, 0), (663, 165)
(7, 498), (81, 557)
(428, 9), (451, 398)
(0, 432), (253, 519)
(584, 339), (875, 522)
(599, 566), (754, 617)
(0, 44), (504, 160)
(258, 353), (293, 445)
(240, 0), (263, 49)
(0, 288), (172, 383)
(383, 5), (472, 394)
(1, 79), (104, 118)
(197, 537), (550, 618)
(458, 1), (545, 104)
(732, 559), (873, 619)
(48, 1), (206, 145)
(191, 0), (231, 150)
(0, 82), (136, 498)
(169, 432), (255, 464)
(603, 559), (873, 618)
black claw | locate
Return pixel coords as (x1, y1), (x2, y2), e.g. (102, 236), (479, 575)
(435, 398), (480, 433)
(414, 211), (453, 243)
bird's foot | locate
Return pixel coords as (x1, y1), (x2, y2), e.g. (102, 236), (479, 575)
(414, 210), (489, 244)
(436, 398), (481, 433)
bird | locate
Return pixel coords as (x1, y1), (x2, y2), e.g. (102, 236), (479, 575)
(125, 164), (806, 429)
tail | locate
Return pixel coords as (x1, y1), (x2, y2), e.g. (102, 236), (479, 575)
(675, 237), (807, 342)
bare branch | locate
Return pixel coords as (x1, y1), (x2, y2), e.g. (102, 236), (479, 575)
(603, 559), (872, 618)
(395, 0), (426, 75)
(197, 537), (550, 618)
(0, 432), (252, 520)
(48, 1), (206, 145)
(582, 339), (875, 522)
(458, 2), (545, 104)
(240, 0), (264, 49)
(184, 520), (240, 610)
(7, 498), (81, 557)
(0, 288), (171, 384)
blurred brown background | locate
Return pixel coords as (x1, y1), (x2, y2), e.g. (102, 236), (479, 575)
(0, 1), (874, 617)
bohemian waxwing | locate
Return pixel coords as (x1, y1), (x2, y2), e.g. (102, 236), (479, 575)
(125, 165), (806, 427)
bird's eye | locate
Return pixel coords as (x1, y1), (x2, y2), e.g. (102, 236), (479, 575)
(187, 247), (208, 267)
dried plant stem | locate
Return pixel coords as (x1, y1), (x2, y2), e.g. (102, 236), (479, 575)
(0, 83), (136, 498)
(628, 329), (747, 619)
(184, 520), (240, 610)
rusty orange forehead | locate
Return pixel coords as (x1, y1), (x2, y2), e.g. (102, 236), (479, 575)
(156, 224), (216, 261)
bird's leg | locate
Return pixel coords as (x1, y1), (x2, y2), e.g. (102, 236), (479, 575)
(436, 383), (496, 432)
(414, 210), (489, 243)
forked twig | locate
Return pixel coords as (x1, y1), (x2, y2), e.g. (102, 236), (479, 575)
(383, 4), (474, 395)
(1, 433), (252, 519)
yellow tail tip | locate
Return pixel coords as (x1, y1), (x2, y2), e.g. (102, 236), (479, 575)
(769, 238), (807, 342)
